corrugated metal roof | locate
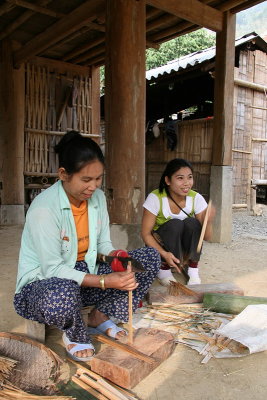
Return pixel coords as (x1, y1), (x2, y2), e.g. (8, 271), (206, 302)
(146, 33), (262, 81)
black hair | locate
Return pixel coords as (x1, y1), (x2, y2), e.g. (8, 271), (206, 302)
(159, 158), (193, 193)
(55, 130), (104, 174)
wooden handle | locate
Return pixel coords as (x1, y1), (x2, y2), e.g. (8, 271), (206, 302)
(197, 200), (212, 253)
(128, 290), (133, 344)
(128, 261), (133, 345)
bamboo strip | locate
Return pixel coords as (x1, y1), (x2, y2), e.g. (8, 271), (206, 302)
(25, 128), (100, 137)
(91, 334), (156, 364)
(75, 369), (129, 400)
(232, 149), (252, 154)
(68, 361), (139, 400)
(252, 138), (267, 142)
(72, 376), (109, 400)
(77, 373), (123, 400)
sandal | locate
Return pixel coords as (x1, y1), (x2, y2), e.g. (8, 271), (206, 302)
(88, 319), (128, 339)
(62, 332), (95, 361)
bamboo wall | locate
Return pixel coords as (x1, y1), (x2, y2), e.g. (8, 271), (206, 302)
(24, 63), (94, 178)
(146, 49), (267, 206)
(146, 118), (213, 200)
(233, 49), (267, 205)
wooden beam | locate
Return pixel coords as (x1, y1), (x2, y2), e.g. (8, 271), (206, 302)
(0, 0), (52, 41)
(82, 53), (105, 67)
(146, 13), (178, 32)
(6, 0), (64, 18)
(230, 0), (265, 13)
(148, 20), (194, 42)
(63, 36), (104, 61)
(30, 56), (90, 75)
(146, 0), (223, 32)
(13, 0), (104, 67)
(73, 45), (104, 64)
(0, 2), (15, 16)
(146, 40), (159, 49)
(47, 27), (92, 50)
(146, 7), (163, 20)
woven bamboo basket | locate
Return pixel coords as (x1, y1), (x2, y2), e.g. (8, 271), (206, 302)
(0, 332), (64, 395)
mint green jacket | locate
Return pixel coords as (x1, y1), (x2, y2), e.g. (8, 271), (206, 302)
(15, 181), (114, 293)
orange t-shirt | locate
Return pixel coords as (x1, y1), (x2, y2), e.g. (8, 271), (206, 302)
(71, 201), (89, 261)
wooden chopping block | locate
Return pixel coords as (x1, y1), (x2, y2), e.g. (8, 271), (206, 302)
(148, 282), (244, 305)
(90, 328), (175, 389)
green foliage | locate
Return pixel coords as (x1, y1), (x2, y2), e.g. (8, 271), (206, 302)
(146, 29), (215, 70)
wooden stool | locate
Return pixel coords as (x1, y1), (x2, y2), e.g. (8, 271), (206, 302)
(24, 306), (95, 343)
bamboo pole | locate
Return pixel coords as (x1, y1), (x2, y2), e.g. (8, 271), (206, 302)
(76, 373), (123, 400)
(128, 261), (133, 345)
(197, 200), (212, 253)
(68, 361), (139, 400)
(75, 369), (129, 400)
(72, 376), (109, 400)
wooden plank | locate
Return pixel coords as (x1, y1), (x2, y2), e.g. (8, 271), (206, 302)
(90, 328), (175, 389)
(13, 0), (105, 67)
(6, 0), (65, 18)
(0, 0), (52, 41)
(148, 282), (244, 305)
(30, 56), (90, 76)
(147, 0), (223, 32)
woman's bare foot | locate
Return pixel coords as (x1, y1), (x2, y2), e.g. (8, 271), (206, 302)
(87, 309), (126, 339)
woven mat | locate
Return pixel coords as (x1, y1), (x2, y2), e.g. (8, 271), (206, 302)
(0, 332), (63, 395)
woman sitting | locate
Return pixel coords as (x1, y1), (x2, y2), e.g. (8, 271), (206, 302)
(14, 131), (160, 361)
(142, 158), (215, 286)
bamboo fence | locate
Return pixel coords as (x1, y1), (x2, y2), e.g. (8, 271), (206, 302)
(146, 48), (267, 206)
(24, 63), (94, 176)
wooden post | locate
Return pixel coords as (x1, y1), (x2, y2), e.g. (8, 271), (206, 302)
(210, 11), (236, 243)
(0, 40), (25, 224)
(212, 11), (236, 166)
(105, 0), (146, 224)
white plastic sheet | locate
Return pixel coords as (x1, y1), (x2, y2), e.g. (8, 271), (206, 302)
(217, 304), (267, 354)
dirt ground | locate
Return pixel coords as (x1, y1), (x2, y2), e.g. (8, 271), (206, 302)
(1, 207), (267, 400)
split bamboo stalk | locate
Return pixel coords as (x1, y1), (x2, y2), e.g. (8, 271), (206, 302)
(75, 369), (129, 400)
(90, 334), (155, 364)
(68, 361), (139, 400)
(76, 373), (123, 400)
(197, 199), (212, 253)
(72, 376), (108, 400)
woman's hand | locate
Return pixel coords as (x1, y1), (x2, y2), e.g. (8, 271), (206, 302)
(104, 265), (138, 291)
(163, 251), (181, 273)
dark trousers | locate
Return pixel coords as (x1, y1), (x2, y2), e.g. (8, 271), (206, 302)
(156, 217), (202, 263)
(14, 247), (160, 344)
